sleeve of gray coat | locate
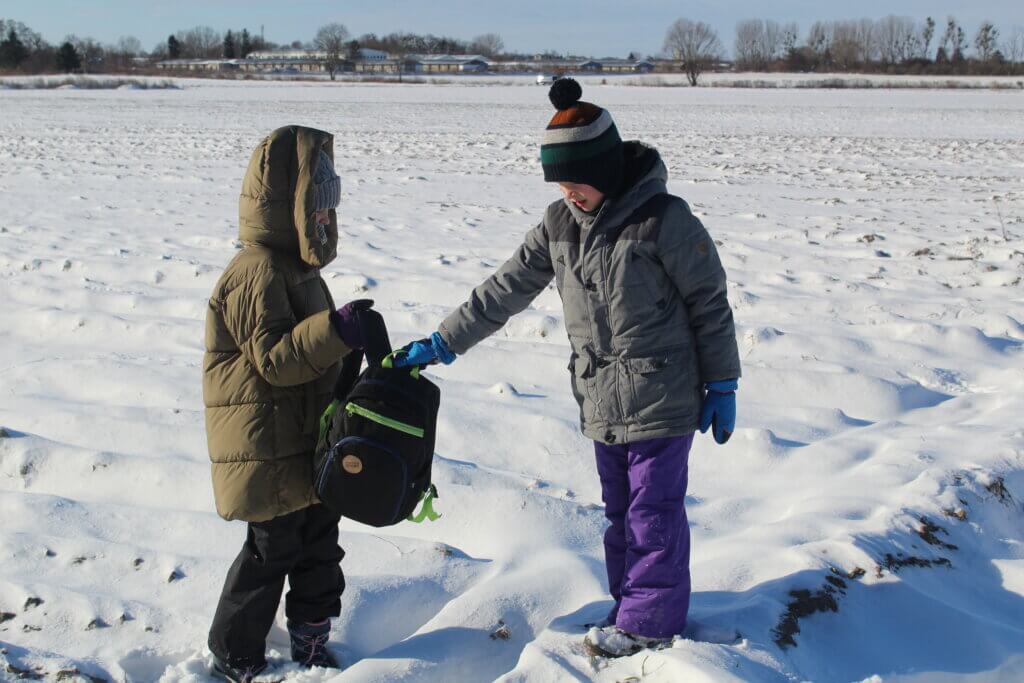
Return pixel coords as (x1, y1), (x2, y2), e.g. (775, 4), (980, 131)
(438, 221), (555, 355)
(658, 200), (742, 383)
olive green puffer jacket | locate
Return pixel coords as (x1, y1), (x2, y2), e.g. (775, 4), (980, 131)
(203, 125), (350, 522)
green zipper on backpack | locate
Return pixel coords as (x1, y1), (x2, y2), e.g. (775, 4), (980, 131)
(345, 402), (425, 438)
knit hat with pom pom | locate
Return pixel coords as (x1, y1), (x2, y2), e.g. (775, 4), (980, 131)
(540, 78), (623, 196)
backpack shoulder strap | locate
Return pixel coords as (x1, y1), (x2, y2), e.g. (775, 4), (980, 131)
(333, 348), (363, 400)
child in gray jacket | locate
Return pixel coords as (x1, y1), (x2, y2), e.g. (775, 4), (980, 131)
(397, 79), (741, 656)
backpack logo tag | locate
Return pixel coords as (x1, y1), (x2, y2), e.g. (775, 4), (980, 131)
(342, 455), (363, 474)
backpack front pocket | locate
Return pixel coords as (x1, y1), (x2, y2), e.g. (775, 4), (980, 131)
(316, 436), (411, 527)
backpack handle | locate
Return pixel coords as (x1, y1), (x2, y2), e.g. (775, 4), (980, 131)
(356, 307), (392, 366)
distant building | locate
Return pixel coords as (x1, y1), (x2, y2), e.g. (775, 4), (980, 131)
(155, 59), (245, 72)
(407, 55), (490, 73)
(155, 53), (656, 77)
(490, 58), (655, 74)
(597, 58), (655, 74)
(357, 48), (389, 62)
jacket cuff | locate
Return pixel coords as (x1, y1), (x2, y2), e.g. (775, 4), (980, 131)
(706, 379), (738, 393)
(301, 309), (351, 365)
(430, 332), (456, 364)
(329, 310), (344, 338)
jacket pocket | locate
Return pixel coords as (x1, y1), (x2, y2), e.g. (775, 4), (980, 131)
(568, 352), (596, 423)
(625, 349), (697, 423)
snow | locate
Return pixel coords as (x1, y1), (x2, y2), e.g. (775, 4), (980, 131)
(1, 81), (1023, 682)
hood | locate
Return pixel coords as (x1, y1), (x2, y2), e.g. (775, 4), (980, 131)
(566, 141), (667, 229)
(238, 125), (339, 268)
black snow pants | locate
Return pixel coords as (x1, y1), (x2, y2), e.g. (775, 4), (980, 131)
(208, 503), (344, 666)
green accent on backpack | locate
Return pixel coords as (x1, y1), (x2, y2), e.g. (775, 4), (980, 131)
(382, 352), (421, 379)
(318, 399), (340, 447)
(407, 484), (441, 523)
(345, 402), (425, 438)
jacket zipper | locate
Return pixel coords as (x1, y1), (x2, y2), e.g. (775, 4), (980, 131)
(346, 402), (425, 438)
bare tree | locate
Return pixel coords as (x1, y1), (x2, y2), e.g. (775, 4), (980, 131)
(877, 16), (916, 65)
(953, 24), (967, 62)
(110, 35), (142, 69)
(176, 26), (221, 59)
(663, 18), (722, 86)
(314, 23), (349, 80)
(781, 22), (799, 56)
(974, 21), (999, 62)
(831, 21), (862, 69)
(734, 19), (763, 70)
(854, 19), (878, 64)
(939, 17), (967, 63)
(1005, 27), (1024, 65)
(470, 33), (504, 57)
(921, 17), (936, 61)
(762, 20), (785, 64)
(806, 21), (832, 65)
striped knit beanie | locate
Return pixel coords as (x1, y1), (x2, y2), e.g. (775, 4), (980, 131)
(540, 78), (624, 196)
(313, 150), (341, 211)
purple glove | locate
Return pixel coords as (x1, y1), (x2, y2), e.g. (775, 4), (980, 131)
(330, 299), (374, 350)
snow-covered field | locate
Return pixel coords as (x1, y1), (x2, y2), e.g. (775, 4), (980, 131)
(1, 80), (1023, 682)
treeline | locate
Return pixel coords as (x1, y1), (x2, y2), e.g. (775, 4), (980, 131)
(2, 14), (1023, 77)
(732, 16), (1023, 74)
(0, 19), (283, 72)
(0, 17), (513, 74)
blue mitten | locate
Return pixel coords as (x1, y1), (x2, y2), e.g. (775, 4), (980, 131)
(699, 379), (737, 445)
(393, 332), (456, 367)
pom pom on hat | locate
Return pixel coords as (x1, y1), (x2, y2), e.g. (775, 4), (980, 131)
(548, 77), (583, 111)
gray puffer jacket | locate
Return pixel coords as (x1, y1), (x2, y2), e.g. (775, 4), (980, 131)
(440, 142), (741, 444)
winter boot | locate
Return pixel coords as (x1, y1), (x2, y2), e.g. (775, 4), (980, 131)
(210, 654), (267, 683)
(583, 625), (672, 658)
(287, 620), (340, 669)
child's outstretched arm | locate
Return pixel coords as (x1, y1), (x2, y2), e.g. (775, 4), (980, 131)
(435, 221), (555, 356)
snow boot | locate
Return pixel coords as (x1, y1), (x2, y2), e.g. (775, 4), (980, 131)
(583, 625), (672, 658)
(287, 620), (340, 669)
(210, 654), (267, 683)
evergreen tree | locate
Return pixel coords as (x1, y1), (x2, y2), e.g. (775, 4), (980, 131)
(346, 39), (360, 62)
(56, 41), (81, 72)
(167, 35), (181, 59)
(0, 28), (29, 69)
(223, 30), (236, 58)
(240, 29), (252, 58)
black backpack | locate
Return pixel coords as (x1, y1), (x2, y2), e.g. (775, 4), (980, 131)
(314, 308), (441, 527)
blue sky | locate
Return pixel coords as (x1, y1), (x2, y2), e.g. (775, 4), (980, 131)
(5, 1), (1024, 57)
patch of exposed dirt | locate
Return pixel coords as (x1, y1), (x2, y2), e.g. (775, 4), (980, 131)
(917, 517), (958, 550)
(772, 582), (842, 649)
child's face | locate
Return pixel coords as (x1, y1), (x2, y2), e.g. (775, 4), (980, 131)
(313, 209), (330, 226)
(557, 182), (604, 212)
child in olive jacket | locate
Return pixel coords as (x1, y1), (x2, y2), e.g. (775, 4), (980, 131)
(203, 125), (368, 680)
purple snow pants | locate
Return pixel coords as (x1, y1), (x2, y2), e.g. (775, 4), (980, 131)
(594, 433), (693, 638)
